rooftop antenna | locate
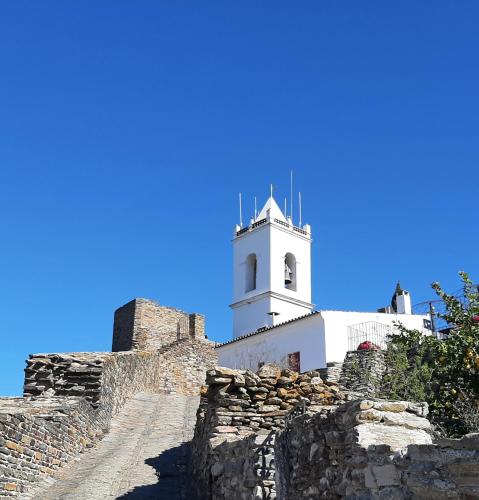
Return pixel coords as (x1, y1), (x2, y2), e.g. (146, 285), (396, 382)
(290, 170), (293, 222)
(254, 196), (257, 219)
(270, 183), (273, 198)
(284, 197), (287, 218)
(299, 191), (302, 226)
(239, 192), (243, 228)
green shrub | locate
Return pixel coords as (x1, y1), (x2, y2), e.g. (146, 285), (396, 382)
(379, 272), (479, 437)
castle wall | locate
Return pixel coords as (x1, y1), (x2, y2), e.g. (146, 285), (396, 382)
(111, 299), (136, 351)
(0, 397), (103, 497)
(1, 338), (216, 498)
(275, 399), (431, 499)
(23, 352), (109, 406)
(112, 298), (205, 352)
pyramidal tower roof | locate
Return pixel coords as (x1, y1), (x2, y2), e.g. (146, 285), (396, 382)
(257, 196), (287, 222)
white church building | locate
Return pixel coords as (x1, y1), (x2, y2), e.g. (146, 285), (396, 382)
(216, 192), (430, 373)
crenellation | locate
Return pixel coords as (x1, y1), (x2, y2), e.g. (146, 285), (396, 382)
(189, 313), (205, 338)
(112, 298), (205, 352)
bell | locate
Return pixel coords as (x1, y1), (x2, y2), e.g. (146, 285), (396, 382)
(285, 262), (293, 285)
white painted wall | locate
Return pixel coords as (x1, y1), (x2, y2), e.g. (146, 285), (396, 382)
(232, 225), (271, 304)
(396, 292), (412, 314)
(231, 198), (313, 338)
(217, 310), (430, 371)
(218, 313), (325, 372)
(269, 296), (312, 323)
(269, 224), (312, 303)
(230, 296), (272, 335)
(321, 310), (429, 364)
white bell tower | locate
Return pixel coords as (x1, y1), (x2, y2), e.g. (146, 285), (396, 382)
(231, 194), (313, 339)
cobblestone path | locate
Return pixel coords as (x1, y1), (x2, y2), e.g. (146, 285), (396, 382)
(33, 392), (199, 500)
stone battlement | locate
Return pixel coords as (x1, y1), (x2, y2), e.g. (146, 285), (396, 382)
(112, 298), (205, 351)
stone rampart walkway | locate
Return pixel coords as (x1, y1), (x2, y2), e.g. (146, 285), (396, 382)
(32, 392), (199, 500)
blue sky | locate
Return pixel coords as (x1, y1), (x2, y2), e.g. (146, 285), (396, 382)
(1, 2), (478, 395)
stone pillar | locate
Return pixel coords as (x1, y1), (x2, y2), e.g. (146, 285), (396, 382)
(339, 349), (386, 397)
(112, 299), (136, 351)
(189, 313), (205, 339)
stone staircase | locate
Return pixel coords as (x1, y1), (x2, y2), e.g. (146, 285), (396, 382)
(31, 392), (199, 500)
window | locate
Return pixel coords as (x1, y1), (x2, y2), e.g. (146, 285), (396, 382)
(288, 352), (300, 372)
(245, 253), (257, 292)
(284, 253), (297, 291)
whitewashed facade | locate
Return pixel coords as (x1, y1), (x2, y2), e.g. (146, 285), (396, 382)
(231, 196), (313, 338)
(217, 193), (430, 372)
(217, 310), (428, 372)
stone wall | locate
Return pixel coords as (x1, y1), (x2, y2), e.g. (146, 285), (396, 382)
(338, 349), (386, 397)
(190, 364), (346, 500)
(25, 338), (216, 403)
(2, 337), (216, 497)
(317, 351), (386, 397)
(401, 434), (479, 498)
(276, 400), (479, 499)
(111, 299), (136, 351)
(191, 363), (479, 500)
(275, 399), (432, 499)
(98, 338), (216, 420)
(0, 397), (102, 497)
(112, 298), (205, 351)
(318, 362), (343, 384)
(23, 352), (109, 407)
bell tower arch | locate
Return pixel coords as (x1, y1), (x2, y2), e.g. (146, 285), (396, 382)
(231, 194), (313, 338)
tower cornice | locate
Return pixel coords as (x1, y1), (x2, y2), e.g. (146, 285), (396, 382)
(230, 290), (314, 310)
(234, 218), (312, 242)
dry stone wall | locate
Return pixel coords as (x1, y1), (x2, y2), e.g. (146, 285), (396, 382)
(275, 399), (432, 499)
(339, 350), (386, 397)
(276, 400), (479, 499)
(23, 353), (108, 407)
(190, 364), (347, 500)
(192, 363), (479, 500)
(0, 397), (102, 497)
(318, 350), (386, 398)
(318, 362), (343, 384)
